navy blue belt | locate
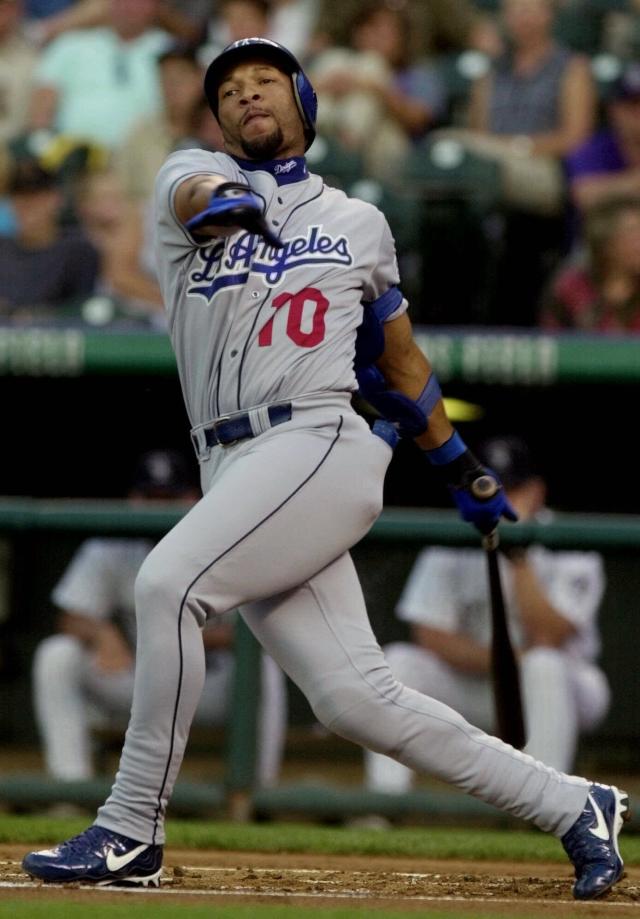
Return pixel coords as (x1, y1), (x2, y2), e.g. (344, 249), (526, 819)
(195, 402), (293, 450)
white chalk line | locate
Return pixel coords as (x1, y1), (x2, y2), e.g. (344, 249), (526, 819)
(0, 879), (638, 907)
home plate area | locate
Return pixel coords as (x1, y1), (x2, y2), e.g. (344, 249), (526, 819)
(2, 851), (640, 913)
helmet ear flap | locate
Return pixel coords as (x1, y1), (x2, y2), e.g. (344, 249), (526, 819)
(292, 71), (317, 149)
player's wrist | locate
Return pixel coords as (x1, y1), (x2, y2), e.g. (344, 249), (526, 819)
(422, 431), (483, 487)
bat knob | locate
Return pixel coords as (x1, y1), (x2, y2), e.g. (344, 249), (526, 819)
(470, 474), (500, 500)
(482, 530), (500, 551)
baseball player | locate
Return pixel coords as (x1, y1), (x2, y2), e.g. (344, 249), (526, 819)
(364, 435), (611, 799)
(32, 449), (286, 791)
(23, 39), (628, 900)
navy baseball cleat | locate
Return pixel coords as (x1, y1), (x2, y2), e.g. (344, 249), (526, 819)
(22, 825), (163, 887)
(561, 783), (630, 900)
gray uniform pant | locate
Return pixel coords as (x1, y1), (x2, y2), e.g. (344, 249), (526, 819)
(96, 396), (589, 845)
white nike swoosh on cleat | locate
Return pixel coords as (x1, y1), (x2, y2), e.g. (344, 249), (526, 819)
(587, 795), (610, 841)
(105, 844), (149, 872)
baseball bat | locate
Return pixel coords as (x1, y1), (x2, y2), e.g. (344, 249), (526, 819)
(471, 476), (527, 750)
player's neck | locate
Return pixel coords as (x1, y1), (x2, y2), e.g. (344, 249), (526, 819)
(229, 153), (309, 186)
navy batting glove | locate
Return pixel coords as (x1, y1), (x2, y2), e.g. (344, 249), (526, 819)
(424, 431), (518, 535)
(450, 471), (518, 535)
(185, 181), (283, 248)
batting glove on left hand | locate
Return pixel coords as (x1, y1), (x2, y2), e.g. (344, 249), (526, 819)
(451, 469), (518, 535)
(424, 432), (518, 535)
(185, 181), (283, 248)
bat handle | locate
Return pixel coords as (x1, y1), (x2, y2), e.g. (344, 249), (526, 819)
(470, 475), (501, 551)
(482, 529), (500, 551)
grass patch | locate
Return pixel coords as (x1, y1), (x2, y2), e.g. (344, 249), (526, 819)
(0, 906), (559, 919)
(2, 814), (640, 864)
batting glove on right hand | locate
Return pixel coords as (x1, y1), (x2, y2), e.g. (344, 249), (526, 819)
(185, 181), (283, 248)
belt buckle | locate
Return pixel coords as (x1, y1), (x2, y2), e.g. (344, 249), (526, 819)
(213, 415), (238, 448)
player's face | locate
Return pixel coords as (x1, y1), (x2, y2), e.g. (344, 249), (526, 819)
(217, 59), (306, 160)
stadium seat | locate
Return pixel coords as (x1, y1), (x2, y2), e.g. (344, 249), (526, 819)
(393, 138), (504, 324)
(348, 178), (424, 306)
(306, 134), (366, 190)
(404, 136), (502, 216)
(437, 51), (491, 126)
(591, 53), (624, 102)
(553, 2), (607, 55)
(348, 178), (421, 255)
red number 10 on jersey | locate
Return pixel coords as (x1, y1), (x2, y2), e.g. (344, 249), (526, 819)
(258, 287), (329, 348)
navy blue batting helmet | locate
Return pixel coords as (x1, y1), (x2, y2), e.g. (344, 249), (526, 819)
(204, 38), (317, 150)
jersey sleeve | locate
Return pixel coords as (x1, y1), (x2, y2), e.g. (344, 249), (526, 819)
(395, 548), (462, 630)
(51, 539), (118, 619)
(361, 211), (408, 322)
(153, 149), (243, 313)
(154, 149), (242, 253)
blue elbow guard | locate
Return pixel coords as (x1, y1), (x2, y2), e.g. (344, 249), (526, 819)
(356, 368), (442, 439)
(354, 287), (442, 438)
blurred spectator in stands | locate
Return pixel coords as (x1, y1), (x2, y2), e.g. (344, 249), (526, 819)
(25, 0), (206, 47)
(31, 448), (288, 789)
(115, 44), (216, 203)
(362, 435), (609, 798)
(567, 62), (640, 215)
(600, 0), (640, 60)
(309, 1), (446, 180)
(28, 0), (170, 151)
(541, 196), (640, 332)
(269, 0), (318, 60)
(0, 0), (39, 145)
(462, 0), (596, 216)
(313, 0), (496, 59)
(198, 0), (319, 69)
(430, 0), (596, 324)
(0, 158), (99, 317)
(198, 0), (270, 67)
(74, 169), (164, 321)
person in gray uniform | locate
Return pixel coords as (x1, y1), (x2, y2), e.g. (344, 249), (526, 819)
(23, 38), (629, 901)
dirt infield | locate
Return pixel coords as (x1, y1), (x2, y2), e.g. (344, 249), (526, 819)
(2, 846), (640, 915)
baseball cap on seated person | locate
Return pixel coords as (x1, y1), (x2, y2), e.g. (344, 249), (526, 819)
(7, 158), (58, 195)
(131, 449), (195, 498)
(474, 436), (538, 489)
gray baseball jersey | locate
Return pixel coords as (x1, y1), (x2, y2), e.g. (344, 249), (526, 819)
(154, 149), (406, 427)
